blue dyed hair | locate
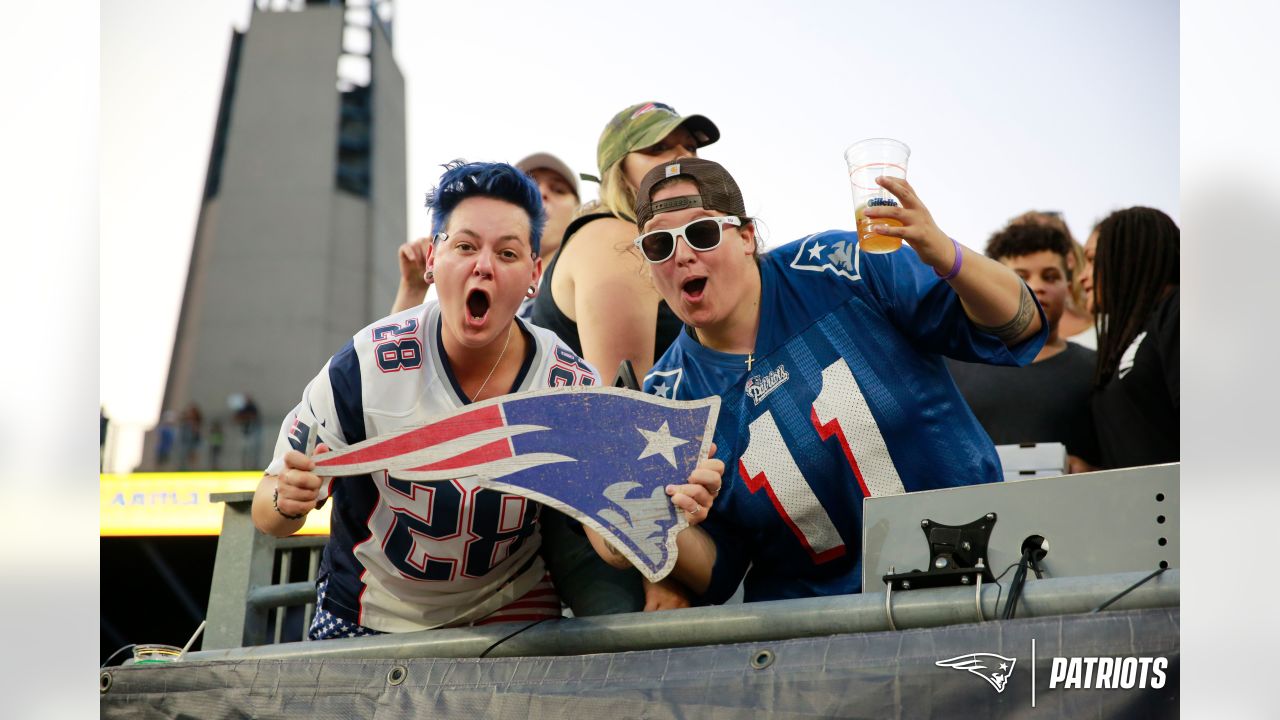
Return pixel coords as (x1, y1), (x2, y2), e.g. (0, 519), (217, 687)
(425, 160), (547, 256)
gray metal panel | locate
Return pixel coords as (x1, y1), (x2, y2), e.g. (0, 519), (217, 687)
(862, 463), (1179, 589)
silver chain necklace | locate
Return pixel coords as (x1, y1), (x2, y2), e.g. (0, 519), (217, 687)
(470, 323), (513, 402)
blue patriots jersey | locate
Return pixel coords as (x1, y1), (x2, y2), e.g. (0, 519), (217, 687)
(644, 231), (1047, 603)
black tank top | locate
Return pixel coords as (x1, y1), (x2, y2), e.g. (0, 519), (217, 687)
(531, 212), (683, 373)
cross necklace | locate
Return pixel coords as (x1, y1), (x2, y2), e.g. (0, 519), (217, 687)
(692, 327), (756, 371)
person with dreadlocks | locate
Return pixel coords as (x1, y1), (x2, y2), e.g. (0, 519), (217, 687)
(1081, 207), (1179, 468)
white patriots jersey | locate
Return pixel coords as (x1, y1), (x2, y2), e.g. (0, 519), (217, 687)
(267, 301), (600, 632)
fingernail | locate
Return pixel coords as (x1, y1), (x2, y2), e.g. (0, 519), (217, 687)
(666, 485), (675, 494)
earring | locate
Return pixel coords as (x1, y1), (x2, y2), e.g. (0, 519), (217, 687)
(526, 285), (537, 298)
(424, 270), (434, 282)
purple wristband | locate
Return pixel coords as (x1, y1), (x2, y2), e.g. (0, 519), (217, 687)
(935, 237), (963, 281)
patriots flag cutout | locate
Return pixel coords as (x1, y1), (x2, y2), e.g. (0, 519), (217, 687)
(308, 386), (719, 582)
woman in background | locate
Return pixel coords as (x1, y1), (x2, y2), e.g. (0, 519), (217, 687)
(1082, 207), (1179, 468)
(531, 101), (720, 381)
(530, 102), (721, 613)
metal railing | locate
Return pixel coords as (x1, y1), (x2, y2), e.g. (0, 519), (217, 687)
(202, 467), (1181, 659)
(204, 491), (326, 649)
(189, 568), (1178, 661)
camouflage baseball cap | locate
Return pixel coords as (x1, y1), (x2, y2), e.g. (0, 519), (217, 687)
(596, 102), (720, 177)
(634, 158), (746, 229)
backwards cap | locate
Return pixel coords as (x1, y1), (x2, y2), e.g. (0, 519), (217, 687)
(634, 157), (746, 229)
(596, 102), (720, 177)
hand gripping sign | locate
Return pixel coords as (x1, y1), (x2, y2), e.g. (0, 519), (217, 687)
(304, 386), (719, 583)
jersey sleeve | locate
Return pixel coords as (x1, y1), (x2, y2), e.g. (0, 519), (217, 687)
(264, 339), (365, 500)
(699, 509), (753, 605)
(860, 249), (1047, 366)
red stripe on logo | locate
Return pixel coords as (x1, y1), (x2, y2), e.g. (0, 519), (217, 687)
(408, 438), (513, 472)
(315, 405), (505, 468)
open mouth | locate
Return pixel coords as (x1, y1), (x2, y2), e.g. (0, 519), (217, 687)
(681, 277), (708, 302)
(465, 289), (491, 323)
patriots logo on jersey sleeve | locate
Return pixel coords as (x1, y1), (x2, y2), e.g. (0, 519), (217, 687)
(286, 416), (312, 453)
(309, 386), (719, 582)
(788, 233), (862, 281)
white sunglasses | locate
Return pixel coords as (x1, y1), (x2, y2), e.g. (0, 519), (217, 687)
(633, 216), (742, 264)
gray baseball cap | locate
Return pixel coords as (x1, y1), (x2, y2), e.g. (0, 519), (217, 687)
(515, 152), (580, 199)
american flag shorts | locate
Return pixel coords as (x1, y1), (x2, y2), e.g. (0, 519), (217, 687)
(307, 574), (562, 640)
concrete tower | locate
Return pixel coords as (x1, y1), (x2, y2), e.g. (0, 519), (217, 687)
(144, 1), (405, 471)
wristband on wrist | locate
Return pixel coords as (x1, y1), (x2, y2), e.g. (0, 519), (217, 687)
(935, 237), (963, 281)
(273, 488), (306, 521)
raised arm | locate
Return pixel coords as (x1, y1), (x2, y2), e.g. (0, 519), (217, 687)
(390, 237), (435, 314)
(568, 218), (663, 378)
(865, 176), (1043, 346)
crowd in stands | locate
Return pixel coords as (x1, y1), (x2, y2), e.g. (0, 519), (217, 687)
(150, 100), (1176, 637)
(150, 394), (264, 471)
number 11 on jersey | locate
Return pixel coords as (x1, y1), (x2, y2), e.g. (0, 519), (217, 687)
(738, 359), (906, 563)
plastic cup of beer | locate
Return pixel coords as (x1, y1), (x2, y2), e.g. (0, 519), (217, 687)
(844, 138), (911, 253)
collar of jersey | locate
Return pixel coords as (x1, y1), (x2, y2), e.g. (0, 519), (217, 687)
(435, 313), (538, 405)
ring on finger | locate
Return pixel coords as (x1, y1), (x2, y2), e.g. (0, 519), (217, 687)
(687, 504), (700, 516)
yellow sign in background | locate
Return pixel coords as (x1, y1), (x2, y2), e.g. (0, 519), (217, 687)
(100, 473), (331, 536)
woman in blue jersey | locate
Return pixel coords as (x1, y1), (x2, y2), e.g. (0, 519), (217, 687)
(592, 157), (1048, 603)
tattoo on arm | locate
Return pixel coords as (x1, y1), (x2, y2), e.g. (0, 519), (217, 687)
(975, 281), (1036, 342)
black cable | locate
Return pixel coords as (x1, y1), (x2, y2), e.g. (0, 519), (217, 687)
(101, 644), (136, 668)
(1002, 550), (1034, 620)
(988, 560), (1021, 618)
(478, 617), (556, 658)
(1090, 567), (1168, 614)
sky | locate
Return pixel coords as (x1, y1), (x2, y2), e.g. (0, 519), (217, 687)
(100, 0), (1178, 470)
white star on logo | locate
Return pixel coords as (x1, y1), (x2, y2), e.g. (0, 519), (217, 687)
(653, 382), (671, 398)
(636, 420), (689, 468)
(808, 241), (828, 260)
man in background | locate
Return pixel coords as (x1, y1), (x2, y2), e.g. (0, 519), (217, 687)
(948, 223), (1100, 473)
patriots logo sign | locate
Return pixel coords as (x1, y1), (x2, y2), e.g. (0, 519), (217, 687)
(788, 232), (863, 281)
(936, 653), (1017, 693)
(309, 386), (719, 582)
